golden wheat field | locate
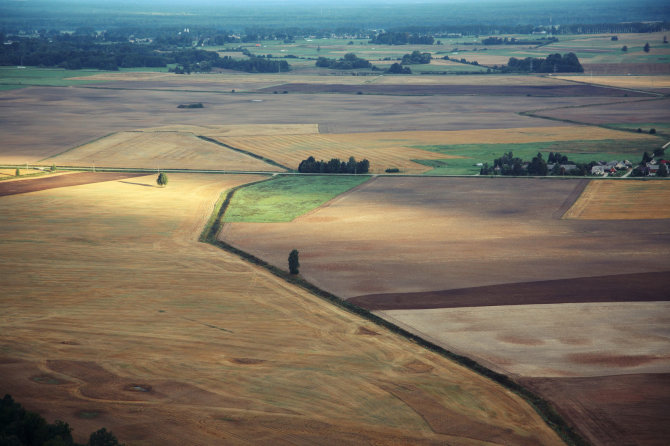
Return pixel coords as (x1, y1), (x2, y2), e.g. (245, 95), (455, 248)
(49, 130), (285, 171)
(0, 173), (564, 445)
(216, 133), (453, 173)
(563, 179), (670, 220)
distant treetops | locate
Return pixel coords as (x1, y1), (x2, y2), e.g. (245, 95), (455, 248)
(298, 156), (370, 174)
(504, 53), (583, 73)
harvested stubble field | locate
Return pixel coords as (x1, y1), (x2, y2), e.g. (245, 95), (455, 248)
(0, 173), (565, 445)
(221, 176), (670, 446)
(215, 126), (649, 173)
(0, 84), (644, 164)
(564, 180), (670, 220)
(553, 75), (670, 90)
(49, 129), (285, 171)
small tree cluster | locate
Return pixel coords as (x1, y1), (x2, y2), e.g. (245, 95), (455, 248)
(400, 50), (431, 65)
(298, 156), (369, 174)
(505, 53), (583, 73)
(0, 394), (123, 446)
(386, 63), (411, 74)
(157, 172), (168, 187)
(288, 249), (300, 274)
(316, 53), (372, 70)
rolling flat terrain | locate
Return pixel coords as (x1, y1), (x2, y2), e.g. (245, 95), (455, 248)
(0, 173), (565, 445)
(221, 175), (670, 445)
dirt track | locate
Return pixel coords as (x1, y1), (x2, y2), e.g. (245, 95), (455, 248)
(520, 373), (670, 446)
(0, 172), (146, 196)
(349, 271), (670, 310)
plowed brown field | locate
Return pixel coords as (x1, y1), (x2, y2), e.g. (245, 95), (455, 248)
(0, 174), (564, 445)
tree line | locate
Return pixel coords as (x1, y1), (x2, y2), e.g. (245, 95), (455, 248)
(369, 32), (434, 45)
(503, 53), (583, 73)
(0, 394), (123, 446)
(480, 151), (593, 176)
(315, 53), (372, 70)
(298, 156), (370, 174)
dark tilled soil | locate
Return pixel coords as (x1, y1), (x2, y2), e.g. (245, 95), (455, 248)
(256, 83), (653, 97)
(520, 373), (670, 446)
(0, 172), (147, 196)
(348, 271), (670, 310)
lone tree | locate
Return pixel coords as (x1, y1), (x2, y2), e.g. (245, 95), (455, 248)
(622, 45), (628, 52)
(288, 249), (300, 275)
(644, 42), (650, 53)
(157, 172), (168, 187)
(15, 168), (19, 176)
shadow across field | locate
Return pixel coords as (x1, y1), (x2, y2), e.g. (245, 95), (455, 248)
(349, 271), (670, 310)
(0, 172), (146, 196)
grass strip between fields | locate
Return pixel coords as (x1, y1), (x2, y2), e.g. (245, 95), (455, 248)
(199, 176), (591, 446)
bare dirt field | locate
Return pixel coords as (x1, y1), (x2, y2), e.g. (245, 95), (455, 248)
(0, 84), (643, 164)
(533, 97), (670, 125)
(222, 177), (670, 298)
(0, 172), (145, 196)
(520, 373), (670, 446)
(349, 271), (670, 310)
(378, 302), (670, 378)
(0, 173), (564, 445)
(50, 130), (285, 171)
(564, 180), (670, 220)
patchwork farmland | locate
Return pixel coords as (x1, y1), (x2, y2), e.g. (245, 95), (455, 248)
(1, 60), (669, 446)
(0, 173), (565, 445)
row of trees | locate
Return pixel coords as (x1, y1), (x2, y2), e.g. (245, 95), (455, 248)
(298, 156), (370, 174)
(0, 36), (292, 73)
(480, 152), (593, 176)
(481, 36), (558, 45)
(401, 50), (431, 65)
(504, 53), (583, 73)
(0, 394), (123, 446)
(369, 32), (434, 45)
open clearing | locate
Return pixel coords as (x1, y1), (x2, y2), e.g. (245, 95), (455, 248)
(49, 129), (285, 171)
(533, 97), (670, 125)
(0, 173), (564, 445)
(564, 180), (670, 220)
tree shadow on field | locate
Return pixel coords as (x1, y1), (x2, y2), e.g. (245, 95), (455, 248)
(119, 180), (158, 188)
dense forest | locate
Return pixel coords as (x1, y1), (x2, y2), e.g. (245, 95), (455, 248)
(315, 54), (372, 70)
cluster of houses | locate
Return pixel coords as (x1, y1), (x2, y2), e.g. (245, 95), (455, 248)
(590, 160), (632, 176)
(639, 159), (669, 176)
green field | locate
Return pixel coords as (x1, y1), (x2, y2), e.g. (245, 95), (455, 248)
(0, 66), (171, 90)
(223, 175), (370, 222)
(415, 138), (664, 175)
(605, 123), (670, 139)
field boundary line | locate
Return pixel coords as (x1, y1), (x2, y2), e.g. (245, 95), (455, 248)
(196, 135), (292, 171)
(199, 177), (591, 446)
(554, 179), (590, 219)
(294, 176), (378, 221)
(38, 132), (119, 162)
